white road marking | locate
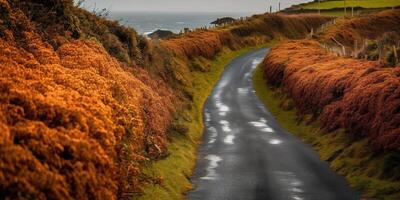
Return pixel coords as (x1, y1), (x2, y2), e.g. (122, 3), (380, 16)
(274, 171), (304, 200)
(224, 135), (235, 145)
(219, 105), (229, 112)
(222, 126), (231, 132)
(219, 120), (232, 132)
(249, 118), (274, 133)
(201, 155), (223, 180)
(251, 58), (262, 69)
(219, 112), (227, 116)
(215, 96), (230, 116)
(217, 79), (228, 89)
(205, 112), (211, 122)
(269, 139), (282, 145)
(250, 122), (266, 127)
(262, 127), (274, 132)
(238, 88), (249, 94)
(219, 120), (229, 125)
(208, 127), (218, 144)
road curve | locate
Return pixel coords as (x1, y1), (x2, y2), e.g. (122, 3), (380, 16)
(187, 48), (359, 200)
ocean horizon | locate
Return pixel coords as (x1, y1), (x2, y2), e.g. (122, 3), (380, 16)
(104, 0), (314, 35)
(108, 11), (252, 35)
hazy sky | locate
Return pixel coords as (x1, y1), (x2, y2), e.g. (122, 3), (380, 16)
(81, 0), (312, 13)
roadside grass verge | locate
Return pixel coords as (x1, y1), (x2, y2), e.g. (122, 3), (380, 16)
(136, 44), (269, 200)
(252, 65), (400, 200)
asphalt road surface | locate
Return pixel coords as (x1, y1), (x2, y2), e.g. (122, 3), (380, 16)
(187, 48), (359, 200)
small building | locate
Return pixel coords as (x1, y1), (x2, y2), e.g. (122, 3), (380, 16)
(211, 17), (236, 26)
(148, 29), (175, 39)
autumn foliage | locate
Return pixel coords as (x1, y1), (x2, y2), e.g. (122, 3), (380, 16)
(0, 0), (174, 199)
(164, 14), (333, 61)
(318, 9), (400, 46)
(161, 13), (333, 92)
(263, 40), (400, 150)
(0, 0), (336, 198)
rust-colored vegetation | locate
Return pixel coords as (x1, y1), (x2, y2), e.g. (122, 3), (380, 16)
(164, 14), (333, 60)
(0, 0), (335, 198)
(263, 39), (400, 150)
(0, 1), (174, 199)
(161, 13), (333, 91)
(318, 10), (400, 46)
(316, 10), (400, 66)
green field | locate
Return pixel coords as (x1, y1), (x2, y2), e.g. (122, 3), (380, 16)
(303, 0), (400, 10)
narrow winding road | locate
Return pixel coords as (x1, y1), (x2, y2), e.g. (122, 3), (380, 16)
(188, 48), (359, 200)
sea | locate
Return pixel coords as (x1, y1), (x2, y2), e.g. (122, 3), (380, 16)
(106, 0), (313, 36)
(108, 12), (252, 35)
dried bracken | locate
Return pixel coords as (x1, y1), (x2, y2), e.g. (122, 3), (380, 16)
(0, 1), (174, 199)
(263, 40), (400, 150)
(0, 0), (335, 198)
(165, 14), (333, 61)
(318, 10), (400, 46)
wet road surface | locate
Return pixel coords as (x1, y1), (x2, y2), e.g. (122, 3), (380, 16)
(187, 48), (359, 200)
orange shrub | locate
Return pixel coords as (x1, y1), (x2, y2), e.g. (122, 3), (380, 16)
(318, 9), (400, 46)
(164, 30), (229, 59)
(0, 13), (174, 200)
(164, 14), (333, 61)
(0, 0), (334, 198)
(263, 40), (400, 150)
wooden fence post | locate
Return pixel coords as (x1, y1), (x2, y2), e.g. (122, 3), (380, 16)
(342, 46), (346, 56)
(354, 40), (358, 58)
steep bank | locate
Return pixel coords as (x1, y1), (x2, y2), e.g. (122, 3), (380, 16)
(263, 40), (400, 150)
(316, 9), (400, 66)
(259, 11), (400, 199)
(317, 10), (400, 45)
(254, 62), (400, 199)
(0, 1), (174, 199)
(0, 0), (333, 199)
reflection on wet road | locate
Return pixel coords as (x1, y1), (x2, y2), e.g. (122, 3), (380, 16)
(188, 49), (359, 200)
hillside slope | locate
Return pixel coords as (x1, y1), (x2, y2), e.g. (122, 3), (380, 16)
(311, 9), (400, 66)
(0, 1), (175, 199)
(264, 40), (400, 149)
(0, 0), (333, 199)
(260, 10), (400, 199)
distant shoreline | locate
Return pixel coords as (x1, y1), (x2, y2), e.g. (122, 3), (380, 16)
(109, 11), (251, 35)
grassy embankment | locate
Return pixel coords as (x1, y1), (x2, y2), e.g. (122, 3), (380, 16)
(136, 13), (331, 200)
(253, 45), (400, 199)
(137, 44), (271, 200)
(288, 0), (400, 16)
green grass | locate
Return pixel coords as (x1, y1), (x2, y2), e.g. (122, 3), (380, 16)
(299, 8), (388, 17)
(136, 44), (269, 200)
(303, 0), (400, 10)
(289, 0), (400, 16)
(252, 64), (400, 200)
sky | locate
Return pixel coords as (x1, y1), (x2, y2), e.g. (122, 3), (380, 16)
(80, 0), (313, 13)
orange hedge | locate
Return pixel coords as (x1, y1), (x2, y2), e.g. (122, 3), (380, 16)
(263, 40), (400, 150)
(0, 9), (174, 200)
